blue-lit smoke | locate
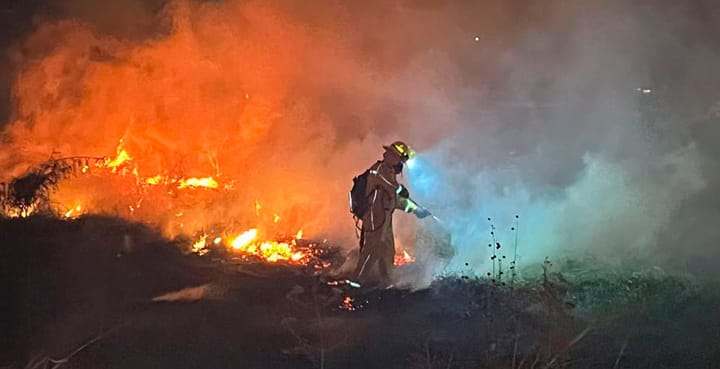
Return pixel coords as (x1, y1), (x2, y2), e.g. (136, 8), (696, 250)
(406, 148), (555, 271)
(404, 135), (705, 275)
(372, 0), (720, 280)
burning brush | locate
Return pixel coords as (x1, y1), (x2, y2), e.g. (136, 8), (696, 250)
(0, 142), (411, 272)
(0, 155), (105, 217)
(190, 228), (320, 265)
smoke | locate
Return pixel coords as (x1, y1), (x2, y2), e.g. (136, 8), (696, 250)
(152, 283), (223, 302)
(404, 0), (719, 275)
(2, 0), (720, 278)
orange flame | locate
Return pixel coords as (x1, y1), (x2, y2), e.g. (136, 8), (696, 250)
(3, 137), (315, 266)
(105, 143), (132, 170)
(145, 175), (165, 185)
(192, 234), (209, 255)
(64, 204), (83, 219)
(231, 228), (258, 250)
(187, 226), (308, 264)
(5, 203), (39, 219)
(1, 1), (379, 254)
(340, 296), (356, 311)
(177, 177), (219, 189)
(394, 249), (415, 266)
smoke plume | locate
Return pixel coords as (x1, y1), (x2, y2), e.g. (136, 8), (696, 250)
(2, 0), (720, 279)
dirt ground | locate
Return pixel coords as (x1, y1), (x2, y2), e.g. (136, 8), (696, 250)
(2, 216), (719, 369)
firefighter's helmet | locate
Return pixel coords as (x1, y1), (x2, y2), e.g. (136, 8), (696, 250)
(383, 141), (415, 162)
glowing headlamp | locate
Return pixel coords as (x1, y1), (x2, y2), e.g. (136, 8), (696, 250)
(406, 157), (417, 169)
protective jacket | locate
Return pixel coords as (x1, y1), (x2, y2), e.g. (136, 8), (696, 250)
(353, 159), (418, 286)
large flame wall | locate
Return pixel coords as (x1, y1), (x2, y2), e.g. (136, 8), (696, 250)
(0, 0), (432, 243)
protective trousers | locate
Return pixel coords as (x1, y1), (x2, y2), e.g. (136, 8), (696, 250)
(353, 212), (395, 286)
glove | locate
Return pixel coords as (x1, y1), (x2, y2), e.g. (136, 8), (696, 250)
(397, 185), (410, 199)
(415, 208), (431, 219)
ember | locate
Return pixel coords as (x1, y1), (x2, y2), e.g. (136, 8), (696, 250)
(192, 235), (210, 256)
(231, 229), (259, 250)
(63, 204), (83, 219)
(224, 227), (307, 264)
(394, 250), (416, 266)
(340, 296), (356, 311)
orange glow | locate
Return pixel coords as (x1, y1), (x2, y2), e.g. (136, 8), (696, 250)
(291, 251), (305, 262)
(64, 204), (83, 219)
(5, 203), (38, 219)
(340, 296), (356, 311)
(231, 233), (307, 263)
(231, 229), (258, 250)
(105, 143), (132, 170)
(145, 175), (164, 185)
(0, 0), (382, 254)
(177, 177), (219, 189)
(394, 250), (415, 266)
(192, 234), (209, 255)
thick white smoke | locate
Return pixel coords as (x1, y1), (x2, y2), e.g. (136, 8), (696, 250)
(2, 0), (719, 280)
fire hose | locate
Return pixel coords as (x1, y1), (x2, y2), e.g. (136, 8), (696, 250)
(406, 196), (444, 225)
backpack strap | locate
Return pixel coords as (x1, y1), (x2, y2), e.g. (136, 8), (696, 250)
(368, 161), (401, 194)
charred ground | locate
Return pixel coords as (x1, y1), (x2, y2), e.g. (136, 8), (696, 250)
(2, 216), (719, 369)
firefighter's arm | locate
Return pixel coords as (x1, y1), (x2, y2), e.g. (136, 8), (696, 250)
(396, 196), (417, 212)
(396, 196), (431, 218)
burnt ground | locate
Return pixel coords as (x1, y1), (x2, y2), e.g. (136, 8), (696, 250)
(2, 216), (720, 369)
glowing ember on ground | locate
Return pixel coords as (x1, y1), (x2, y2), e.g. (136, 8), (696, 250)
(338, 296), (366, 311)
(341, 296), (356, 311)
(394, 250), (415, 266)
(233, 231), (307, 263)
(327, 279), (362, 288)
(64, 204), (83, 219)
(190, 226), (310, 264)
(4, 203), (38, 219)
(192, 234), (209, 256)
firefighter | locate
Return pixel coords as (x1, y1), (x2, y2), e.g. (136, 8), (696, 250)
(352, 141), (430, 287)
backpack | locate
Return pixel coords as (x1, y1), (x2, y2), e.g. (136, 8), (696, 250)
(349, 170), (370, 218)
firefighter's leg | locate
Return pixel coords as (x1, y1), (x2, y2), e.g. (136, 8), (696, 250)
(353, 227), (383, 282)
(376, 220), (396, 286)
(353, 231), (371, 278)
